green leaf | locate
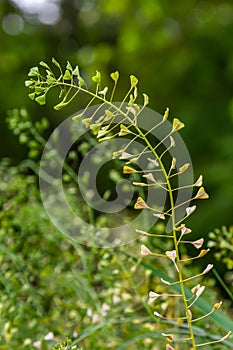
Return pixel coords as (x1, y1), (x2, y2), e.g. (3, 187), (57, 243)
(28, 66), (39, 77)
(110, 71), (119, 82)
(63, 69), (72, 80)
(92, 70), (101, 84)
(35, 94), (46, 105)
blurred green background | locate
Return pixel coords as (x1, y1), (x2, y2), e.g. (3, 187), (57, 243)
(1, 0), (233, 232)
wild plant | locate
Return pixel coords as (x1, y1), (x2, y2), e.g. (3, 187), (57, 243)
(25, 59), (232, 349)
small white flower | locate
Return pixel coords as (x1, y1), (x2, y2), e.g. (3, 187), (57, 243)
(92, 314), (100, 324)
(101, 303), (110, 316)
(44, 332), (54, 341)
(33, 340), (42, 349)
(113, 295), (121, 304)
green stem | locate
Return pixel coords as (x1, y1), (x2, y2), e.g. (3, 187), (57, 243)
(36, 76), (198, 347)
(134, 125), (197, 349)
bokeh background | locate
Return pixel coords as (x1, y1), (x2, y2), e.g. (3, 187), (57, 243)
(0, 0), (233, 234)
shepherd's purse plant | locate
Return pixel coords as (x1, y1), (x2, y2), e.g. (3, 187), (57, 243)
(25, 59), (232, 349)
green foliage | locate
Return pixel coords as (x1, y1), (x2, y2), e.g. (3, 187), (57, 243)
(208, 226), (233, 270)
(25, 60), (233, 349)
